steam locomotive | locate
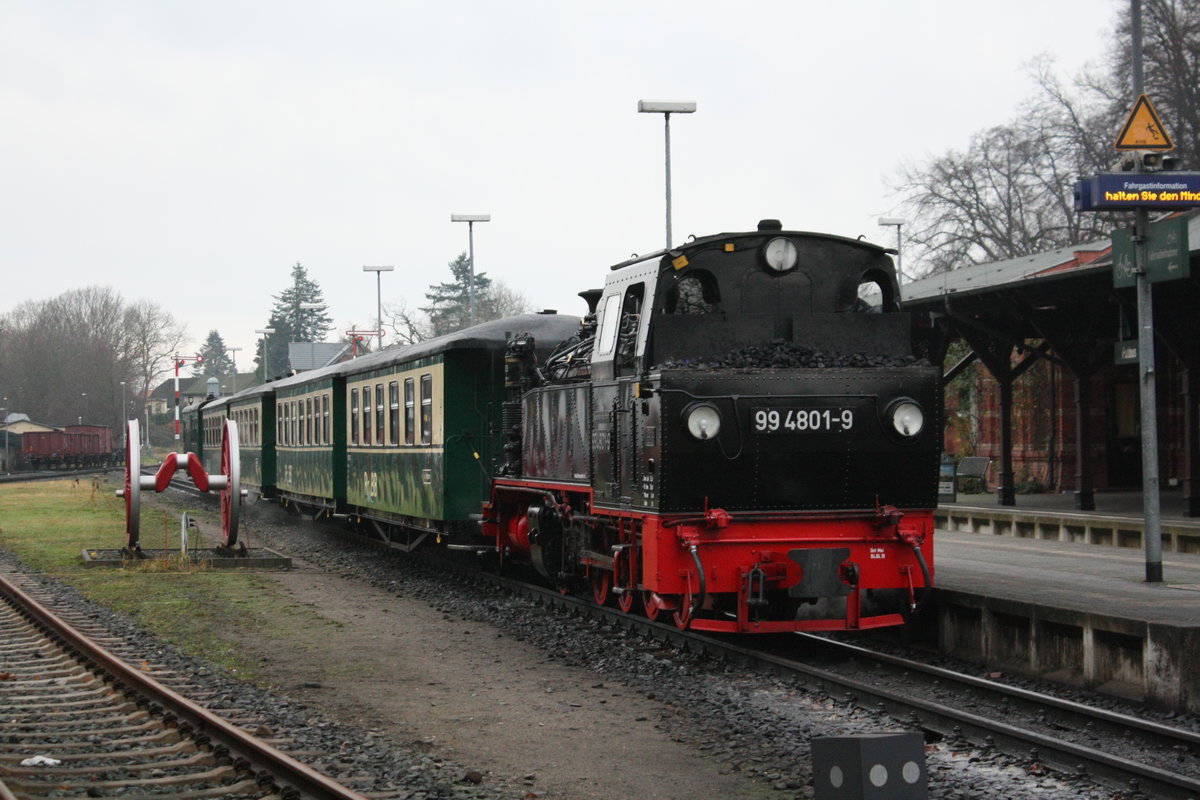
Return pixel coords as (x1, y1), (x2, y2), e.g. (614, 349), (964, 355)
(185, 219), (942, 633)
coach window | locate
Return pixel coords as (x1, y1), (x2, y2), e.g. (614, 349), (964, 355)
(404, 378), (415, 445)
(350, 389), (359, 445)
(277, 403), (283, 444)
(389, 381), (399, 445)
(307, 398), (315, 446)
(322, 393), (329, 445)
(362, 385), (373, 445)
(420, 374), (433, 445)
(291, 401), (299, 445)
(375, 383), (384, 445)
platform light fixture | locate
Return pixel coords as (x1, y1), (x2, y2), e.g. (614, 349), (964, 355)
(226, 347), (242, 394)
(120, 381), (126, 448)
(255, 328), (276, 382)
(362, 266), (393, 351)
(638, 99), (696, 250)
(451, 214), (490, 327)
(877, 217), (906, 283)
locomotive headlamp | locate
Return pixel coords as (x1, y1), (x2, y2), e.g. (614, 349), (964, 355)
(762, 237), (799, 273)
(886, 399), (925, 438)
(683, 403), (721, 440)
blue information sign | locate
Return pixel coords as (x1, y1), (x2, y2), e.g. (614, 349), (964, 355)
(1074, 172), (1200, 211)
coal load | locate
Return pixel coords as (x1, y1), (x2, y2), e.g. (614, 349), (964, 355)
(654, 339), (926, 370)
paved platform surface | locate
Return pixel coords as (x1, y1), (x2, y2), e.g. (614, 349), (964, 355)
(935, 530), (1200, 627)
(936, 491), (1200, 628)
(936, 489), (1200, 627)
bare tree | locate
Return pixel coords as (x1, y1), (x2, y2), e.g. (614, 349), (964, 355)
(894, 118), (1108, 275)
(894, 2), (1200, 276)
(483, 282), (533, 320)
(1107, 0), (1200, 168)
(382, 301), (432, 346)
(1, 290), (184, 433)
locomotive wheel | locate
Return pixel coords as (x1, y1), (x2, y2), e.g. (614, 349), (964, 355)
(642, 591), (663, 622)
(672, 596), (694, 630)
(590, 569), (612, 606)
(643, 592), (680, 624)
(220, 419), (241, 548)
(617, 588), (638, 613)
(123, 419), (141, 550)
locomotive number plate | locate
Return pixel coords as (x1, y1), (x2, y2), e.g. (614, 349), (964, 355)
(752, 407), (854, 433)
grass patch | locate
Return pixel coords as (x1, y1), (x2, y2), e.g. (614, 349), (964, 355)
(0, 478), (331, 679)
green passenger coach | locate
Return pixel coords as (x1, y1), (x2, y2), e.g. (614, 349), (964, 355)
(336, 313), (580, 548)
(228, 383), (277, 499)
(271, 363), (346, 515)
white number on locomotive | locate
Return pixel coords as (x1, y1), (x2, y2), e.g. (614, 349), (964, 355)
(752, 407), (854, 433)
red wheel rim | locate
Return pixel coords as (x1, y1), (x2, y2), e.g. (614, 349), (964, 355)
(673, 596), (693, 630)
(617, 589), (637, 613)
(591, 570), (612, 606)
(642, 591), (661, 622)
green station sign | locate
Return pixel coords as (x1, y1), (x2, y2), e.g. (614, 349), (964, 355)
(1111, 215), (1190, 287)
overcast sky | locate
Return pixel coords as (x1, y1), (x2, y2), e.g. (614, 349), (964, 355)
(2, 1), (1121, 367)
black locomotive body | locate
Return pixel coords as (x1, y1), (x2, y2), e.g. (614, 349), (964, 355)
(485, 220), (942, 633)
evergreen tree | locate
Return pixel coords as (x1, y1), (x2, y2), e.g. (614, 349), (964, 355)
(255, 313), (291, 382)
(255, 262), (333, 379)
(421, 252), (493, 336)
(193, 330), (235, 379)
(274, 262), (333, 341)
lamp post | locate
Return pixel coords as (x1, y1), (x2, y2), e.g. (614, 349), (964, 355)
(450, 214), (490, 327)
(81, 392), (87, 424)
(638, 100), (696, 250)
(120, 381), (126, 448)
(877, 217), (906, 283)
(1, 398), (7, 474)
(362, 266), (393, 350)
(226, 347), (242, 394)
(255, 328), (276, 382)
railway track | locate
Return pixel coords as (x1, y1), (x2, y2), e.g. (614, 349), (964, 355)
(413, 548), (1200, 800)
(0, 566), (369, 800)
(0, 468), (119, 486)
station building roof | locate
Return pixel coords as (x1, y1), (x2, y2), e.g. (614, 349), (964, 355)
(902, 211), (1200, 307)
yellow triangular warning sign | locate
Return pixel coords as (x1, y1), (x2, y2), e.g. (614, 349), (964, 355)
(1115, 94), (1174, 150)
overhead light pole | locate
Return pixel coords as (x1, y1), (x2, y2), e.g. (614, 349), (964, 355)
(1, 398), (8, 473)
(451, 214), (490, 327)
(638, 99), (696, 250)
(877, 217), (906, 283)
(255, 328), (276, 382)
(81, 392), (87, 424)
(120, 381), (126, 448)
(226, 347), (242, 394)
(362, 266), (393, 350)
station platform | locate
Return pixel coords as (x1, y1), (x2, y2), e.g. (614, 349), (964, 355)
(926, 490), (1200, 713)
